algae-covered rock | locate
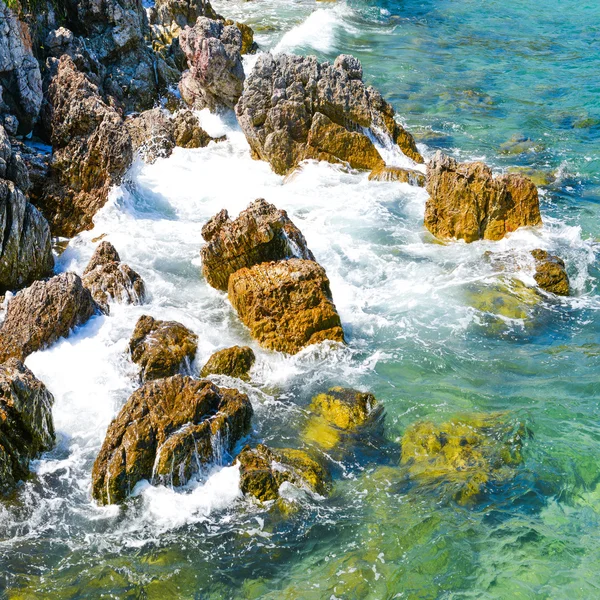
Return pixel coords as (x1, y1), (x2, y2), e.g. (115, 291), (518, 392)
(236, 444), (330, 502)
(400, 413), (526, 504)
(200, 346), (255, 380)
(129, 315), (198, 382)
(531, 249), (570, 296)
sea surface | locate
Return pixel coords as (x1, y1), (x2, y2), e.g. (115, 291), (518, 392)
(1, 0), (600, 598)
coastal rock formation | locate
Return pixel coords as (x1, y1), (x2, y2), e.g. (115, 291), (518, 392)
(237, 444), (330, 502)
(82, 242), (145, 312)
(228, 258), (344, 354)
(200, 346), (256, 380)
(0, 273), (98, 362)
(368, 165), (425, 187)
(424, 151), (542, 242)
(35, 56), (133, 238)
(149, 0), (221, 29)
(201, 199), (315, 291)
(531, 249), (570, 296)
(235, 53), (423, 175)
(400, 414), (525, 505)
(0, 359), (55, 495)
(129, 315), (198, 382)
(91, 376), (253, 504)
(179, 18), (245, 111)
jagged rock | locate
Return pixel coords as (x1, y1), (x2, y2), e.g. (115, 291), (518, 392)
(200, 346), (255, 380)
(368, 165), (425, 186)
(235, 53), (422, 176)
(400, 414), (526, 505)
(424, 151), (542, 242)
(91, 375), (253, 504)
(228, 258), (345, 354)
(0, 3), (43, 133)
(223, 20), (257, 55)
(531, 249), (570, 296)
(0, 359), (55, 495)
(236, 444), (330, 502)
(129, 315), (198, 382)
(126, 108), (219, 163)
(201, 198), (315, 291)
(82, 241), (145, 312)
(0, 273), (98, 362)
(179, 17), (245, 111)
(150, 0), (221, 29)
(34, 56), (133, 238)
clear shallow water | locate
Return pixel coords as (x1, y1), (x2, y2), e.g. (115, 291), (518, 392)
(2, 0), (600, 598)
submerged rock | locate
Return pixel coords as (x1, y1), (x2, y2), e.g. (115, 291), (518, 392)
(200, 346), (256, 380)
(424, 151), (542, 242)
(92, 376), (253, 504)
(368, 164), (425, 187)
(201, 198), (315, 291)
(129, 315), (198, 382)
(235, 53), (422, 175)
(228, 258), (345, 354)
(236, 444), (330, 502)
(400, 414), (526, 505)
(82, 241), (146, 312)
(531, 249), (570, 296)
(0, 273), (98, 362)
(0, 359), (55, 495)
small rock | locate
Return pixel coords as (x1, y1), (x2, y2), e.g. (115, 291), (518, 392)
(200, 346), (256, 380)
(129, 315), (198, 382)
(531, 249), (570, 296)
(309, 387), (378, 429)
(368, 165), (425, 186)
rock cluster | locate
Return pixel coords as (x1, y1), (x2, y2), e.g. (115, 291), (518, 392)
(424, 151), (542, 242)
(0, 359), (55, 496)
(235, 53), (423, 175)
(82, 242), (146, 312)
(531, 249), (570, 296)
(200, 346), (256, 380)
(91, 375), (253, 504)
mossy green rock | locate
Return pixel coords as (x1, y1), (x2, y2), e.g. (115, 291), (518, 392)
(200, 345), (255, 380)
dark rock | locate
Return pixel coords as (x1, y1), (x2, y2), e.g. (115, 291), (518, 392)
(150, 0), (221, 29)
(531, 249), (570, 296)
(200, 346), (255, 380)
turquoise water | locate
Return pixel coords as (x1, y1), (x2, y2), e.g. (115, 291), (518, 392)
(1, 0), (600, 598)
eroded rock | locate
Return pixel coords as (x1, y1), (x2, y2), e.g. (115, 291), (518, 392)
(129, 315), (198, 382)
(200, 346), (255, 380)
(91, 375), (253, 504)
(531, 249), (569, 296)
(424, 151), (542, 242)
(368, 165), (425, 186)
(201, 198), (315, 291)
(228, 258), (344, 354)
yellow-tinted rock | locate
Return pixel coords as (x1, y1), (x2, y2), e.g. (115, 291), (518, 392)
(466, 277), (541, 320)
(310, 387), (377, 429)
(200, 345), (256, 380)
(531, 249), (570, 296)
(368, 165), (425, 186)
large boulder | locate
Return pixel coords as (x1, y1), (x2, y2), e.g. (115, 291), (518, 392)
(129, 315), (198, 382)
(228, 258), (344, 354)
(531, 249), (570, 296)
(424, 151), (542, 242)
(235, 53), (423, 175)
(91, 375), (253, 504)
(0, 272), (98, 362)
(201, 198), (315, 291)
(179, 17), (245, 111)
(200, 345), (255, 380)
(82, 241), (146, 312)
(0, 359), (55, 495)
(34, 56), (133, 238)
(236, 444), (330, 502)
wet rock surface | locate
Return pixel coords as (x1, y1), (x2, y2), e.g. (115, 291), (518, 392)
(129, 315), (198, 382)
(200, 346), (256, 380)
(201, 198), (315, 291)
(0, 273), (98, 363)
(531, 249), (570, 296)
(228, 258), (345, 355)
(368, 164), (425, 186)
(0, 359), (55, 496)
(92, 375), (253, 504)
(424, 151), (542, 242)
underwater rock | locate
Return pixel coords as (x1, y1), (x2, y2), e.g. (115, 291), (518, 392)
(531, 249), (570, 296)
(499, 134), (544, 156)
(0, 273), (98, 362)
(200, 346), (256, 380)
(228, 258), (345, 354)
(368, 164), (426, 186)
(235, 53), (422, 175)
(201, 198), (315, 291)
(0, 359), (55, 496)
(82, 241), (146, 312)
(236, 444), (330, 502)
(129, 315), (198, 382)
(424, 151), (542, 242)
(179, 17), (245, 111)
(91, 376), (253, 504)
(400, 414), (526, 505)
